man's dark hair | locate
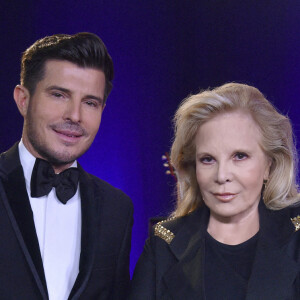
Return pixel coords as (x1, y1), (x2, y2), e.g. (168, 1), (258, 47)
(20, 32), (114, 102)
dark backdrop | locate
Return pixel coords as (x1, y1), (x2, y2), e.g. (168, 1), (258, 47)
(1, 1), (299, 274)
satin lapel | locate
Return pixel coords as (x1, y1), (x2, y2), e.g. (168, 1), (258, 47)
(162, 207), (209, 300)
(0, 143), (48, 298)
(69, 166), (100, 299)
(163, 238), (205, 299)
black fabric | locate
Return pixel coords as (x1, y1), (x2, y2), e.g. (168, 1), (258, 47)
(31, 158), (79, 204)
(0, 144), (48, 297)
(0, 143), (133, 300)
(204, 232), (258, 300)
(130, 202), (300, 300)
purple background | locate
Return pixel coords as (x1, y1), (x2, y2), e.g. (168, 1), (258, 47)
(1, 1), (300, 274)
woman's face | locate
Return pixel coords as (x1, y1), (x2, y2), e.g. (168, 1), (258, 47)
(195, 110), (271, 223)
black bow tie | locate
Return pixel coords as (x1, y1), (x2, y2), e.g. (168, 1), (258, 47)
(30, 158), (79, 204)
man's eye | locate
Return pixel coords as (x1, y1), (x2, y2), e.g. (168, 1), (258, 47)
(85, 101), (98, 107)
(234, 152), (248, 160)
(52, 92), (63, 98)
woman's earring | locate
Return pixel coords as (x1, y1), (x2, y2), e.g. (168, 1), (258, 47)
(262, 179), (268, 201)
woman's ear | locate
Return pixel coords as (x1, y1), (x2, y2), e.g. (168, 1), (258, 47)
(264, 157), (272, 181)
(13, 85), (30, 117)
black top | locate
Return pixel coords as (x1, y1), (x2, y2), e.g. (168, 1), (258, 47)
(204, 231), (259, 300)
(129, 201), (300, 300)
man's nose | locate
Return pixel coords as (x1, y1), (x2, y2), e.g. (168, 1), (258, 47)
(63, 100), (81, 123)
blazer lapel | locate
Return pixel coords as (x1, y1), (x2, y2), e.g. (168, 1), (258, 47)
(246, 202), (299, 300)
(246, 238), (298, 300)
(163, 238), (205, 299)
(159, 201), (299, 299)
(68, 166), (100, 299)
(0, 143), (48, 299)
(162, 207), (209, 300)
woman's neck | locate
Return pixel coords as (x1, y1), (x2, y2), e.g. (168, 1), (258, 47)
(207, 209), (260, 245)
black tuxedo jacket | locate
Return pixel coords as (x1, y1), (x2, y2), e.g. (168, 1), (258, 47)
(0, 143), (133, 300)
(130, 201), (300, 299)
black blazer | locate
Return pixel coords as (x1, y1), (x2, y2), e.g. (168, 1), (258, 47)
(130, 201), (300, 299)
(0, 143), (133, 300)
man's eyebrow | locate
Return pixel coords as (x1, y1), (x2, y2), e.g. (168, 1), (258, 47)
(45, 85), (71, 94)
(45, 85), (104, 103)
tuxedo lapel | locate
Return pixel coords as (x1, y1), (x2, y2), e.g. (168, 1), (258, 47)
(0, 143), (48, 298)
(68, 166), (100, 299)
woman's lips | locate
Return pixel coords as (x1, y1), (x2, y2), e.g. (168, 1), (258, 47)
(213, 193), (237, 202)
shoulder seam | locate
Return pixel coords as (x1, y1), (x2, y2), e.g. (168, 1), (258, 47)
(291, 215), (300, 232)
(154, 217), (176, 244)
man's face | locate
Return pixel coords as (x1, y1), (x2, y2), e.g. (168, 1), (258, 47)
(14, 60), (106, 172)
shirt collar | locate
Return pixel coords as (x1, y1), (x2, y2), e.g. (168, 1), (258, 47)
(18, 140), (77, 190)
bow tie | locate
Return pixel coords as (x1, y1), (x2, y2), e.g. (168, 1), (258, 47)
(30, 158), (79, 204)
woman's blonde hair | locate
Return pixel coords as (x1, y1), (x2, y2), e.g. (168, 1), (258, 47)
(170, 83), (299, 217)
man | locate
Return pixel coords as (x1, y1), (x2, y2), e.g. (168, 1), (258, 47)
(0, 32), (133, 299)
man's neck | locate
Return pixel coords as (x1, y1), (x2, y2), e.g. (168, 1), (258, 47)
(20, 140), (77, 174)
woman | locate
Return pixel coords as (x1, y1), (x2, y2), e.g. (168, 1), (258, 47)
(130, 83), (300, 299)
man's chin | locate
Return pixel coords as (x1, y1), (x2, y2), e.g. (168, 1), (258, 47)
(38, 149), (81, 166)
(28, 136), (89, 165)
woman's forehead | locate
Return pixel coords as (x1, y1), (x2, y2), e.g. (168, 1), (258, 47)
(195, 111), (263, 151)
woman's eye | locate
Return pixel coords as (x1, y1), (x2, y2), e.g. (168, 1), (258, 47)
(200, 156), (214, 164)
(234, 152), (248, 160)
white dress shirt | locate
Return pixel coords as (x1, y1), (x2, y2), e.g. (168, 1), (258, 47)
(19, 141), (81, 300)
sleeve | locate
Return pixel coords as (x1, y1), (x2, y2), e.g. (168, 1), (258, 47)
(112, 200), (134, 300)
(129, 235), (156, 300)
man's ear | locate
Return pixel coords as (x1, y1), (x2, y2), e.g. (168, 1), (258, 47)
(13, 85), (30, 117)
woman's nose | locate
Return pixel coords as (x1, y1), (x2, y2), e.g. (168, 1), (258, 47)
(215, 161), (233, 184)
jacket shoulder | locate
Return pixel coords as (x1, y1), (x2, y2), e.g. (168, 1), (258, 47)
(154, 217), (178, 244)
(153, 208), (203, 244)
(0, 144), (21, 179)
(83, 171), (133, 209)
(289, 204), (300, 232)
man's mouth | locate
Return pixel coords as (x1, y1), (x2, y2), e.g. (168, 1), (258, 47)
(54, 129), (82, 138)
(50, 123), (86, 142)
